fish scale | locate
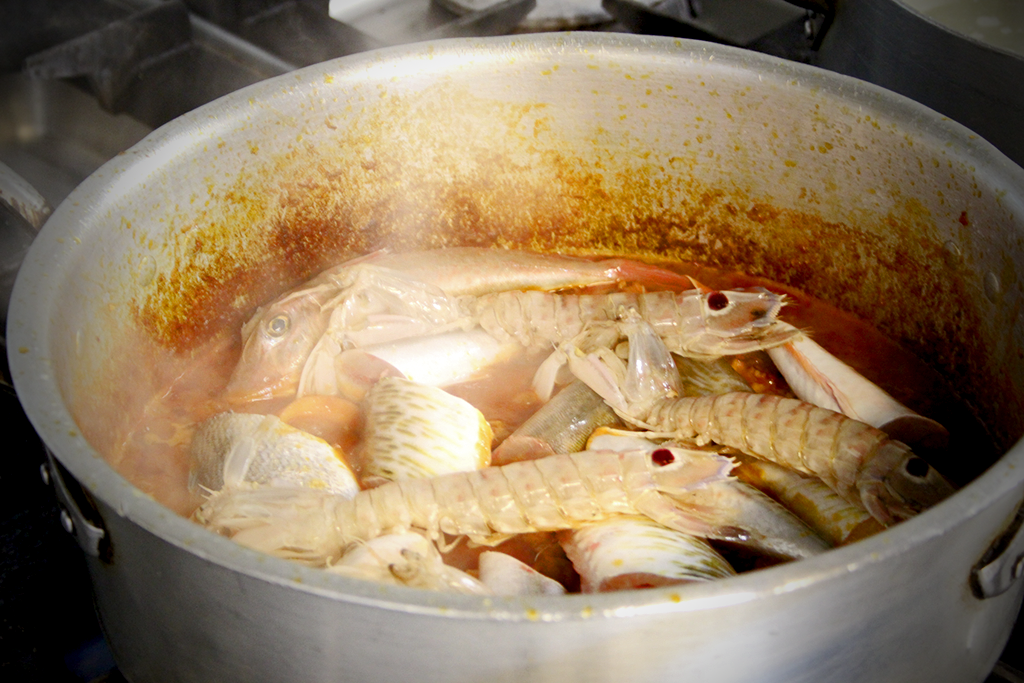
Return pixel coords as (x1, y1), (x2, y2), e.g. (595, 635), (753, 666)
(189, 412), (359, 497)
(361, 377), (493, 481)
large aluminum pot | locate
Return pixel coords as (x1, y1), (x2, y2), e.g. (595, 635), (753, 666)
(8, 32), (1024, 683)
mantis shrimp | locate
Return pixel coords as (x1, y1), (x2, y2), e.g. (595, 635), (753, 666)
(564, 308), (956, 526)
(195, 446), (737, 566)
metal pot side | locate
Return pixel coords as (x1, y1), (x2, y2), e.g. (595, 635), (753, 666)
(8, 33), (1024, 683)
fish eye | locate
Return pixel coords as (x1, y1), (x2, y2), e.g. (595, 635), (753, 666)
(904, 456), (931, 479)
(651, 449), (676, 466)
(267, 314), (290, 338)
(706, 291), (730, 311)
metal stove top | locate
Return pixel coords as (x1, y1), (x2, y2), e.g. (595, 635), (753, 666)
(1, 1), (1022, 680)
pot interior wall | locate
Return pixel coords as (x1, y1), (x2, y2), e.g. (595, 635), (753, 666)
(43, 35), (1024, 488)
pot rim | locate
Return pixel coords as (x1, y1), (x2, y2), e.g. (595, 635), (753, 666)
(8, 31), (1024, 619)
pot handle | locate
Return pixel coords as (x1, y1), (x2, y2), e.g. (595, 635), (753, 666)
(0, 160), (50, 231)
(775, 0), (836, 51)
(42, 448), (112, 563)
(971, 498), (1024, 599)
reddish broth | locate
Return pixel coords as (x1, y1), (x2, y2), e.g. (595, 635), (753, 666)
(105, 255), (987, 526)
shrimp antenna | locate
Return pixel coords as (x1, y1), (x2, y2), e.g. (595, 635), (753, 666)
(685, 276), (716, 294)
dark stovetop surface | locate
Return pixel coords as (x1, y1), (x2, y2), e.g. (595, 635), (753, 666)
(0, 377), (110, 681)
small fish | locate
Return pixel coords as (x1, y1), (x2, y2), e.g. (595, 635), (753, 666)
(730, 453), (884, 546)
(492, 380), (622, 465)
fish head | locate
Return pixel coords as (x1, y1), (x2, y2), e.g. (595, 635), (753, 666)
(860, 442), (956, 525)
(225, 290), (333, 402)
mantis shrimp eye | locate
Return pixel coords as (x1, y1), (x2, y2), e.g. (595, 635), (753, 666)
(904, 456), (931, 479)
(706, 291), (730, 311)
(651, 449), (676, 467)
(267, 314), (290, 337)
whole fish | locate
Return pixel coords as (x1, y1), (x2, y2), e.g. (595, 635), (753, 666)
(226, 248), (797, 402)
(226, 248), (682, 402)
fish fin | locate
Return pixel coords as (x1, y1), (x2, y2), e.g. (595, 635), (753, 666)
(220, 417), (272, 489)
(566, 348), (629, 414)
(298, 334), (343, 398)
(532, 348), (566, 402)
(599, 259), (706, 291)
(634, 492), (746, 541)
(620, 309), (682, 410)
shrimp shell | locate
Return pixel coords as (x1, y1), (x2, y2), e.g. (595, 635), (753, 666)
(466, 288), (797, 358)
(640, 392), (955, 525)
(197, 448), (736, 564)
(334, 449), (731, 545)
